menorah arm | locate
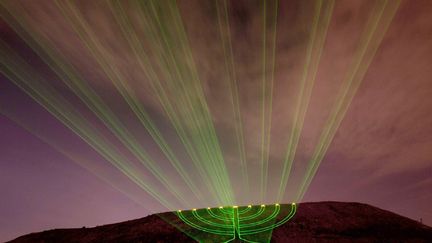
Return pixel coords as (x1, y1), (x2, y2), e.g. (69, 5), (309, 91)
(239, 205), (280, 229)
(192, 209), (233, 229)
(219, 207), (233, 215)
(176, 211), (234, 235)
(238, 206), (252, 215)
(240, 203), (297, 236)
(207, 208), (233, 221)
(239, 206), (265, 221)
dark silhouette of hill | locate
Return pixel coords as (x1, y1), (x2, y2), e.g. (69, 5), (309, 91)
(7, 202), (432, 242)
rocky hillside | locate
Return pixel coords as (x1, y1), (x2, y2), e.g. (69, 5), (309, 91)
(8, 202), (432, 242)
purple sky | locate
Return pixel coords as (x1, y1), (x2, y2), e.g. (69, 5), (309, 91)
(1, 0), (432, 241)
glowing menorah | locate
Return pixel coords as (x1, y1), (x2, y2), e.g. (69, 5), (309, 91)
(176, 203), (296, 242)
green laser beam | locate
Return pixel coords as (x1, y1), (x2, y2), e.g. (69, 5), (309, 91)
(296, 0), (401, 201)
(215, 0), (250, 197)
(111, 0), (223, 205)
(0, 40), (178, 209)
(140, 0), (235, 204)
(277, 0), (335, 202)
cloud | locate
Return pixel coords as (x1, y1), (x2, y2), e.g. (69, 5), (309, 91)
(1, 0), (432, 207)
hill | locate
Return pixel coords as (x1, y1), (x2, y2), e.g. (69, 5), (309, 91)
(8, 202), (432, 242)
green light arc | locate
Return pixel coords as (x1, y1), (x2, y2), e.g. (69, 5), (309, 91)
(238, 205), (253, 215)
(176, 203), (296, 241)
(206, 208), (232, 222)
(192, 210), (232, 229)
(240, 206), (266, 222)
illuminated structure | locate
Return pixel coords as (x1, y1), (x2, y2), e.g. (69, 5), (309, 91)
(176, 203), (296, 242)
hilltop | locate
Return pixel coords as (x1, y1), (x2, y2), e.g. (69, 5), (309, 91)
(8, 202), (432, 242)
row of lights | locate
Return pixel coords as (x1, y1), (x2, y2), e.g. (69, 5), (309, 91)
(178, 202), (295, 212)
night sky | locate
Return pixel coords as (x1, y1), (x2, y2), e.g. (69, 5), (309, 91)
(1, 0), (432, 241)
